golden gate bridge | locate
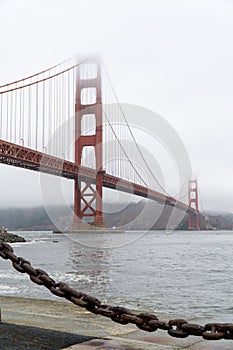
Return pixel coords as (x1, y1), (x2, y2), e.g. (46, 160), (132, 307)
(0, 57), (200, 230)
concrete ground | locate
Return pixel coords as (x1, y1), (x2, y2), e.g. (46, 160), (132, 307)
(0, 296), (232, 349)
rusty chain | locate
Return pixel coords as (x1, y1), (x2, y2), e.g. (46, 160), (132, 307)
(1, 242), (233, 341)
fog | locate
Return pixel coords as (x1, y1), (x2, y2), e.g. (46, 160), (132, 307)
(0, 0), (232, 212)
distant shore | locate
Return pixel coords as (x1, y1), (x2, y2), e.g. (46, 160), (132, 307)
(0, 204), (233, 231)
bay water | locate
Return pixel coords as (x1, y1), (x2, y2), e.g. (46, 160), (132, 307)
(1, 230), (233, 323)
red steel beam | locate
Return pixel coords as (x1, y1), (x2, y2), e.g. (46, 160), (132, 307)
(0, 139), (96, 181)
(0, 139), (194, 214)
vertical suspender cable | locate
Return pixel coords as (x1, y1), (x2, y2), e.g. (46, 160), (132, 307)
(52, 73), (55, 155)
(60, 73), (63, 157)
(19, 90), (21, 143)
(62, 72), (65, 158)
(22, 87), (24, 144)
(67, 69), (70, 160)
(35, 77), (39, 149)
(53, 74), (56, 156)
(0, 93), (2, 139)
(48, 75), (52, 154)
(0, 94), (2, 139)
(73, 66), (75, 162)
(56, 73), (59, 156)
(14, 85), (17, 143)
(6, 93), (9, 140)
(28, 83), (31, 148)
(63, 72), (66, 158)
(42, 78), (45, 151)
(10, 91), (13, 141)
(58, 71), (61, 156)
(56, 74), (59, 156)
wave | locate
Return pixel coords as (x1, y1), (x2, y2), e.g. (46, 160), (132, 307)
(0, 285), (19, 294)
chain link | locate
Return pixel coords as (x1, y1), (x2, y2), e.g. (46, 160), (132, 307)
(1, 242), (232, 341)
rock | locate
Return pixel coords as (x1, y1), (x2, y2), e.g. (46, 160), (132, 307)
(0, 233), (26, 243)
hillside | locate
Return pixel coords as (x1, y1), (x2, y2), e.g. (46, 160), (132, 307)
(0, 202), (232, 231)
(203, 212), (233, 230)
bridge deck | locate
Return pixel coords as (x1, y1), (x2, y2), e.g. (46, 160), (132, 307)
(0, 139), (193, 214)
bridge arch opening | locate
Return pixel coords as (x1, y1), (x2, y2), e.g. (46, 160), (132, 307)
(81, 145), (95, 169)
(79, 181), (96, 224)
(81, 114), (96, 135)
(81, 88), (96, 105)
(79, 63), (97, 80)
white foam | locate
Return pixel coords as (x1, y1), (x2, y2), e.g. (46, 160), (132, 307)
(0, 272), (25, 280)
(11, 240), (48, 248)
(54, 272), (93, 283)
(0, 285), (18, 293)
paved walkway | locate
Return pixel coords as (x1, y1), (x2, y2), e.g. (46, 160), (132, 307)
(0, 297), (231, 349)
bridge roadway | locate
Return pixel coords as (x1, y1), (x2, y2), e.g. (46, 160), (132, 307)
(0, 139), (194, 214)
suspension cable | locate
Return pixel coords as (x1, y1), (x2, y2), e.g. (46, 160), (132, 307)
(104, 112), (148, 187)
(80, 61), (149, 187)
(102, 63), (173, 196)
(0, 57), (73, 89)
(0, 61), (86, 95)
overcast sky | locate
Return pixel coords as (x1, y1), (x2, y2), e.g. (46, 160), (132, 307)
(0, 0), (232, 212)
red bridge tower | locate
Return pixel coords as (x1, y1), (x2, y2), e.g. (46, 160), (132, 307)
(73, 61), (105, 229)
(188, 179), (200, 230)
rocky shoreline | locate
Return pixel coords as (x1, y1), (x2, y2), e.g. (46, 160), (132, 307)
(0, 232), (26, 243)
